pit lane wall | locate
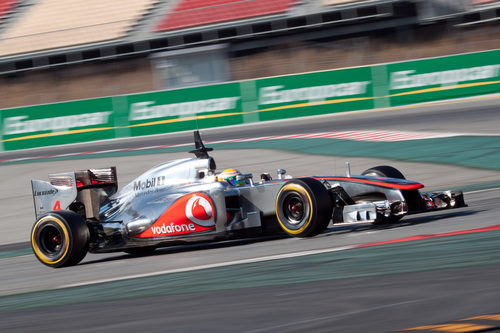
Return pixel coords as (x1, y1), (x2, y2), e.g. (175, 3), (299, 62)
(1, 49), (499, 151)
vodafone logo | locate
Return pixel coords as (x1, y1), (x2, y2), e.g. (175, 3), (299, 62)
(185, 195), (214, 227)
(151, 223), (196, 235)
(134, 192), (216, 238)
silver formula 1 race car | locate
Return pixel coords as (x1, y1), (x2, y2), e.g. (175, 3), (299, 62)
(30, 131), (466, 267)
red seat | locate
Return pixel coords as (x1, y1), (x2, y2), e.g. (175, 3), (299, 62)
(155, 0), (296, 32)
(0, 0), (18, 21)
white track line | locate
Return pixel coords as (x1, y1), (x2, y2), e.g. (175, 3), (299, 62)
(60, 245), (353, 289)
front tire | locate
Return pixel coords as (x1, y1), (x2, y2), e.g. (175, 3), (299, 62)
(361, 166), (406, 224)
(362, 165), (406, 179)
(31, 210), (89, 268)
(275, 178), (333, 237)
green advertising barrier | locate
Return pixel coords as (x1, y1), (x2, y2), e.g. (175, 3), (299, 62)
(1, 49), (499, 151)
(126, 82), (243, 137)
(254, 66), (374, 122)
(386, 50), (500, 106)
(1, 97), (115, 151)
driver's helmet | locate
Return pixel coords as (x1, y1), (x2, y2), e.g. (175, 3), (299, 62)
(217, 168), (247, 186)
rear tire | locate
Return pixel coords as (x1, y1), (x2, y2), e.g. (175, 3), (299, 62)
(362, 165), (406, 179)
(31, 210), (89, 268)
(275, 178), (333, 237)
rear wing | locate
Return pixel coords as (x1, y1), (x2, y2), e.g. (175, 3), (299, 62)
(32, 167), (117, 219)
(32, 173), (78, 219)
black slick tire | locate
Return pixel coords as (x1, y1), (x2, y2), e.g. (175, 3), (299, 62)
(275, 178), (333, 237)
(362, 165), (406, 179)
(361, 166), (406, 224)
(31, 210), (90, 268)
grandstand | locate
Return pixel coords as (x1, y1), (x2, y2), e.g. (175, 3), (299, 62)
(0, 0), (158, 57)
(154, 0), (297, 32)
(0, 0), (499, 108)
(0, 0), (424, 72)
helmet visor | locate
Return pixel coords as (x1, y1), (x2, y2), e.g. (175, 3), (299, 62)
(227, 176), (246, 186)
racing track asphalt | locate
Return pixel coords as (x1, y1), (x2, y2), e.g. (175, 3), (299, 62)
(1, 96), (500, 332)
(1, 189), (500, 332)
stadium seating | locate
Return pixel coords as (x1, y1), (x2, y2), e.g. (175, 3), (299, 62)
(0, 0), (157, 57)
(155, 0), (297, 32)
(0, 0), (18, 22)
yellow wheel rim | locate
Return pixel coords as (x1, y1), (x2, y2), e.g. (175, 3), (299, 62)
(31, 216), (70, 265)
(276, 184), (314, 235)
